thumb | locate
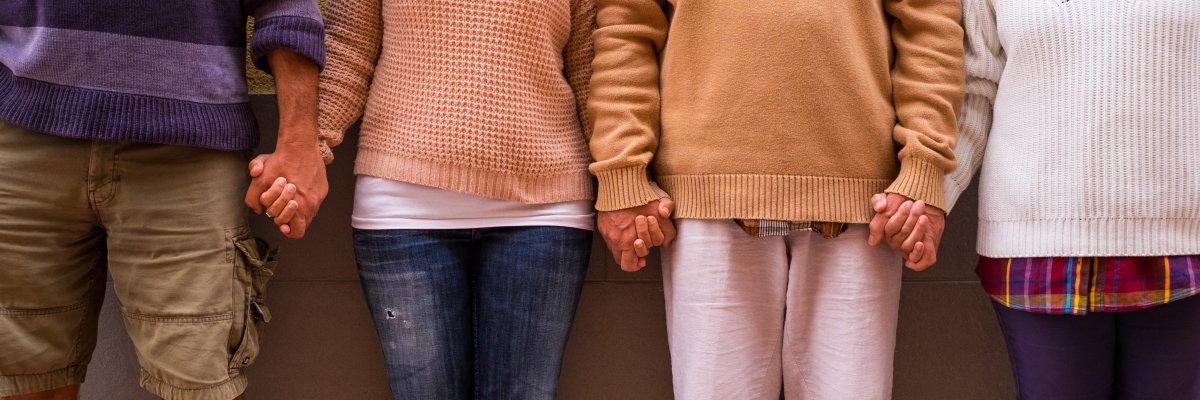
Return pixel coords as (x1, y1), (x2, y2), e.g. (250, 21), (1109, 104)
(867, 214), (885, 246)
(248, 154), (270, 178)
(658, 197), (674, 219)
(871, 193), (888, 213)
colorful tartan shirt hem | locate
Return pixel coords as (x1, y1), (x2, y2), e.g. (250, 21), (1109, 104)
(978, 256), (1200, 315)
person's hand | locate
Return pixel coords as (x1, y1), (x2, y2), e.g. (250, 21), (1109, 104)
(869, 194), (926, 251)
(245, 140), (328, 239)
(903, 204), (945, 271)
(868, 193), (946, 271)
(252, 175), (303, 233)
(597, 197), (675, 272)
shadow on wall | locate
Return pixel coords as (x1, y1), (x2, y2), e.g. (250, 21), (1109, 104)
(78, 97), (1014, 399)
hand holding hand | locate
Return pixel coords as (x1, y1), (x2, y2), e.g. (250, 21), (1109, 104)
(597, 197), (676, 272)
(244, 140), (328, 239)
(868, 193), (946, 271)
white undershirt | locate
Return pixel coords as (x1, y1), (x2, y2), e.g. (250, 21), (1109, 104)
(351, 176), (595, 231)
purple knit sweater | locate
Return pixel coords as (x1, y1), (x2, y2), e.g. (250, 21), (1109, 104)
(0, 1), (325, 150)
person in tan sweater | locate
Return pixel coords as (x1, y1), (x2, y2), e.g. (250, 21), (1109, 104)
(588, 0), (964, 398)
(255, 1), (598, 399)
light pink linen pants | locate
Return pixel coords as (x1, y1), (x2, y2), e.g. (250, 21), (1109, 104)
(662, 219), (903, 400)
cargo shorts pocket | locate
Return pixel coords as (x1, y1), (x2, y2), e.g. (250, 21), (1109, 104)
(228, 232), (278, 373)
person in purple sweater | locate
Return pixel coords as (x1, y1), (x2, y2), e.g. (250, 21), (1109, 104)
(0, 2), (326, 399)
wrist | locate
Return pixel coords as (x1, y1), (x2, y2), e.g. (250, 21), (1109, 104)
(272, 140), (321, 158)
(275, 123), (319, 144)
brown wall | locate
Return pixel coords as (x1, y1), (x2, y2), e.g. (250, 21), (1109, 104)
(78, 97), (1014, 399)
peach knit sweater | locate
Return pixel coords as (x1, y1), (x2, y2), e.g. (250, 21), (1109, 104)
(317, 0), (596, 204)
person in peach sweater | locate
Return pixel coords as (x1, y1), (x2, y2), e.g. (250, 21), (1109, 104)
(257, 1), (599, 399)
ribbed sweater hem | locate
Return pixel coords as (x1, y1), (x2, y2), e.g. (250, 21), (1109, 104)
(0, 64), (258, 150)
(354, 147), (595, 205)
(978, 218), (1200, 258)
(657, 174), (891, 223)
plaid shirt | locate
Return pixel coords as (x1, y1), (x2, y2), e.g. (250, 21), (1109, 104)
(978, 256), (1200, 315)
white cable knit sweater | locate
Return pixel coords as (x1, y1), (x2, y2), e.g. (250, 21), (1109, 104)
(947, 0), (1200, 257)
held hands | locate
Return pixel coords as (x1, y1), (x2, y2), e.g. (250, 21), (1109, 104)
(867, 193), (946, 271)
(244, 141), (328, 239)
(597, 194), (676, 272)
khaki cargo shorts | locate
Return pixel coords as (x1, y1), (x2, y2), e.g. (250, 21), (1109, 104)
(0, 120), (277, 400)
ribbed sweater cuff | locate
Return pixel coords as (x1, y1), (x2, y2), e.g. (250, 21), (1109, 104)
(251, 16), (327, 73)
(593, 165), (662, 211)
(943, 177), (970, 215)
(886, 158), (948, 211)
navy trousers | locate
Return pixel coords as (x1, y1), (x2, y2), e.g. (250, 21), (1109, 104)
(992, 295), (1200, 400)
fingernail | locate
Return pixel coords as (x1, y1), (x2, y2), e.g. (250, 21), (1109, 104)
(286, 184), (296, 192)
(274, 177), (285, 185)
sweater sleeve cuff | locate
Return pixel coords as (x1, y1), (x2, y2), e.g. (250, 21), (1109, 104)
(593, 165), (663, 211)
(318, 142), (334, 165)
(942, 176), (970, 214)
(251, 16), (327, 74)
(885, 158), (948, 211)
(317, 127), (342, 165)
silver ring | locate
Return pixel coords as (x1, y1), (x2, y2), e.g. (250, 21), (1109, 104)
(265, 211), (273, 219)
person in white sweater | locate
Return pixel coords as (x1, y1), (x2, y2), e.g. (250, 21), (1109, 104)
(941, 0), (1200, 398)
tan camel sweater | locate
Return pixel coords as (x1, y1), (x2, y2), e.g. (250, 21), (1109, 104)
(317, 0), (596, 204)
(589, 0), (964, 223)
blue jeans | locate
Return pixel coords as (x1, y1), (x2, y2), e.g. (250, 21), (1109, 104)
(353, 226), (592, 400)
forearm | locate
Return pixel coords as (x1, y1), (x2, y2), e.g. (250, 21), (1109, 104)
(884, 0), (966, 210)
(564, 0), (596, 139)
(267, 49), (320, 148)
(315, 0), (383, 163)
(945, 0), (1004, 212)
(588, 0), (669, 211)
(247, 48), (328, 238)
